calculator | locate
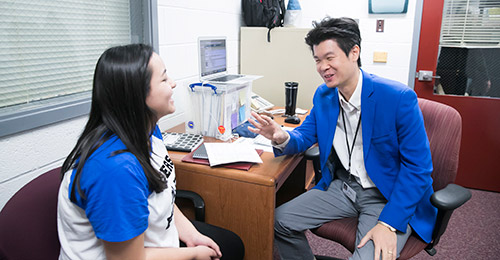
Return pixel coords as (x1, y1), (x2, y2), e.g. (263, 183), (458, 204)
(162, 132), (204, 152)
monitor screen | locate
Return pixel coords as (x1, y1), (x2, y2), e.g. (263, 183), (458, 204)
(199, 38), (227, 77)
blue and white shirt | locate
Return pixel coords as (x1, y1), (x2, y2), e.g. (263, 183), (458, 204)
(57, 126), (178, 260)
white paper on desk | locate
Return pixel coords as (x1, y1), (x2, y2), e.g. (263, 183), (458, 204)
(204, 143), (263, 167)
(234, 137), (274, 153)
(268, 108), (308, 115)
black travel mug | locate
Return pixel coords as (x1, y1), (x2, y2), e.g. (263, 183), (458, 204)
(285, 82), (298, 117)
(284, 82), (300, 124)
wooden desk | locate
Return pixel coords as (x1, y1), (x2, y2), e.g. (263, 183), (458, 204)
(168, 113), (310, 260)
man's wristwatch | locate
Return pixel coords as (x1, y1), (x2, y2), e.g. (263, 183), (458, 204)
(378, 221), (396, 232)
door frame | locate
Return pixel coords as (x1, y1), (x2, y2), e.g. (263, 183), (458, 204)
(410, 0), (500, 192)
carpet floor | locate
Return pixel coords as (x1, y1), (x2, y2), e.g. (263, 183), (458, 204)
(274, 188), (500, 259)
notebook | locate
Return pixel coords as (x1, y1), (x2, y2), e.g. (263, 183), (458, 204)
(198, 37), (245, 83)
(192, 143), (208, 160)
(182, 148), (264, 171)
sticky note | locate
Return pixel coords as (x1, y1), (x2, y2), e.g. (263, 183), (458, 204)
(239, 105), (246, 123)
(239, 91), (246, 105)
(231, 112), (238, 129)
(373, 51), (388, 63)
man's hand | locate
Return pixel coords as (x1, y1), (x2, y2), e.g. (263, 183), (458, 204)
(357, 223), (397, 260)
(248, 111), (288, 144)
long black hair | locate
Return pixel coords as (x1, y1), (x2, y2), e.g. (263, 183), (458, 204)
(305, 17), (362, 67)
(61, 44), (166, 202)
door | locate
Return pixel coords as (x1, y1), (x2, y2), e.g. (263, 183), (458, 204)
(414, 0), (500, 192)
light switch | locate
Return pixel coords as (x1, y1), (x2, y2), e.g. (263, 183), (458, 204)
(373, 51), (388, 63)
(376, 19), (384, 32)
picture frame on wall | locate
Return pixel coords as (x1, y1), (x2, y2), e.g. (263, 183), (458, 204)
(369, 0), (409, 14)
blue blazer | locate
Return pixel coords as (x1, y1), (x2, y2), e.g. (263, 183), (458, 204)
(275, 70), (437, 243)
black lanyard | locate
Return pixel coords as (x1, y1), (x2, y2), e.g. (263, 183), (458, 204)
(339, 103), (361, 173)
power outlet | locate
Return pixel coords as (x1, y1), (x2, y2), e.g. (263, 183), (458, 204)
(376, 19), (384, 32)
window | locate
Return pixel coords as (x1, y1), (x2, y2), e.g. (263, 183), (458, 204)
(440, 0), (500, 47)
(0, 0), (158, 137)
(435, 0), (500, 97)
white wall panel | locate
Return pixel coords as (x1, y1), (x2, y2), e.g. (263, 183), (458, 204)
(1, 0), (421, 210)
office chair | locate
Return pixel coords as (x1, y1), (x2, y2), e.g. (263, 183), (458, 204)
(305, 98), (472, 259)
(0, 167), (205, 260)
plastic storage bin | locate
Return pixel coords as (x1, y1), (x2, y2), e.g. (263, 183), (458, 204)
(186, 82), (252, 141)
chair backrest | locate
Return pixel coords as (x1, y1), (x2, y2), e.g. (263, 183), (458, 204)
(0, 167), (61, 260)
(418, 98), (462, 191)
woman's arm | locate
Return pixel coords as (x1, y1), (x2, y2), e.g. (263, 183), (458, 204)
(174, 204), (222, 258)
(103, 233), (219, 260)
(103, 205), (221, 260)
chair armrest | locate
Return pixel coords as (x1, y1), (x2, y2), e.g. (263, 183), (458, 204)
(177, 190), (205, 222)
(305, 145), (322, 184)
(426, 183), (471, 254)
(431, 183), (471, 210)
(305, 145), (320, 160)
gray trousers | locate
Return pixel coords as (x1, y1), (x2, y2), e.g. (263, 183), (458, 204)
(274, 177), (412, 260)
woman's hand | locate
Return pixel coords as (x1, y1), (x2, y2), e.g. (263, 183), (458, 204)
(248, 111), (288, 144)
(185, 233), (222, 259)
(193, 245), (220, 260)
(174, 204), (222, 259)
(103, 233), (221, 260)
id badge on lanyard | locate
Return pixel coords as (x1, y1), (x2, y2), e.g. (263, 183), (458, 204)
(339, 101), (360, 204)
(342, 181), (357, 203)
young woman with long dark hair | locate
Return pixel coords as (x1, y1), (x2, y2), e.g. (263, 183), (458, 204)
(57, 44), (244, 260)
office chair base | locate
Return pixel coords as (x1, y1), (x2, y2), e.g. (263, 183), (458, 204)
(425, 247), (437, 256)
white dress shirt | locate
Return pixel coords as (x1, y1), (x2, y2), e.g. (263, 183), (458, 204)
(274, 70), (375, 188)
(334, 70), (375, 188)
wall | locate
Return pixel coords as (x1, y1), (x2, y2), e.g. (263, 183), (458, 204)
(0, 0), (419, 211)
(298, 0), (419, 84)
(155, 0), (243, 131)
(240, 27), (324, 110)
(0, 0), (243, 211)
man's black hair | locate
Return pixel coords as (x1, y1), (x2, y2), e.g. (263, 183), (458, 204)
(305, 17), (362, 67)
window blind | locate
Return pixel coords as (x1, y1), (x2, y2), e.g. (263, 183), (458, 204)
(0, 0), (132, 108)
(440, 0), (500, 47)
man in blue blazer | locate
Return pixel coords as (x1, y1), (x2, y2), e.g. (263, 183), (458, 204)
(249, 17), (436, 260)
